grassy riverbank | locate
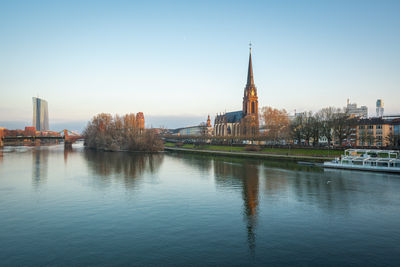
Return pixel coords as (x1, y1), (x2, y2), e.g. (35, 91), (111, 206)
(164, 142), (343, 158)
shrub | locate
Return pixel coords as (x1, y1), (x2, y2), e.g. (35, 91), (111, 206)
(175, 142), (184, 147)
(244, 145), (261, 152)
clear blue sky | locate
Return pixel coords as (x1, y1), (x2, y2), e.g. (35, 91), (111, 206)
(1, 0), (399, 129)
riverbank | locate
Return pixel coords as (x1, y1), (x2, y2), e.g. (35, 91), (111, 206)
(164, 146), (337, 162)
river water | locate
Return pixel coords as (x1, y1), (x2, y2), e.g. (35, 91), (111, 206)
(1, 144), (400, 266)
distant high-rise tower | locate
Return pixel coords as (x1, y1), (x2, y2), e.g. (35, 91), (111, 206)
(376, 99), (384, 117)
(32, 97), (49, 131)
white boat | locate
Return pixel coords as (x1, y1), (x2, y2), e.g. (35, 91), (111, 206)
(323, 149), (400, 174)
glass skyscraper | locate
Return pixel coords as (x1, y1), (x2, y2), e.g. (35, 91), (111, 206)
(32, 97), (49, 131)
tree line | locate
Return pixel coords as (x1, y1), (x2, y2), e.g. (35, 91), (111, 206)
(83, 113), (163, 152)
(261, 106), (400, 147)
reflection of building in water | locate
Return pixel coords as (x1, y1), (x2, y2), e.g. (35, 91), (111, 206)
(64, 146), (83, 165)
(32, 148), (49, 188)
(84, 150), (163, 189)
(213, 158), (259, 253)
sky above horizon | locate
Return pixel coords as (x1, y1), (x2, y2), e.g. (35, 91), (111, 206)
(1, 0), (399, 129)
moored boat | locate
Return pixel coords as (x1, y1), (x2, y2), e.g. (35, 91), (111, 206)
(323, 149), (400, 174)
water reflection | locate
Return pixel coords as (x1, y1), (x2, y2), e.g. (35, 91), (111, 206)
(84, 149), (164, 189)
(262, 159), (324, 172)
(213, 158), (259, 254)
(32, 148), (48, 188)
(164, 152), (213, 175)
(64, 146), (73, 164)
(261, 164), (368, 214)
(166, 153), (261, 252)
(3, 147), (400, 265)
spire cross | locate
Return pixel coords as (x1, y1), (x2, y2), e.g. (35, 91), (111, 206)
(249, 42), (252, 51)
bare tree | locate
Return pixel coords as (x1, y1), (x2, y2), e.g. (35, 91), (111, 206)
(385, 132), (400, 148)
(290, 114), (304, 145)
(310, 112), (322, 146)
(332, 108), (349, 146)
(366, 130), (375, 146)
(302, 111), (314, 145)
(318, 107), (336, 146)
(358, 128), (368, 146)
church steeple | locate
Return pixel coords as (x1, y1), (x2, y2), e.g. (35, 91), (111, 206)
(247, 45), (254, 86)
(242, 43), (259, 137)
(243, 43), (258, 116)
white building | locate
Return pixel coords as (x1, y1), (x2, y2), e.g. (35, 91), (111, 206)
(376, 99), (384, 117)
(345, 99), (368, 118)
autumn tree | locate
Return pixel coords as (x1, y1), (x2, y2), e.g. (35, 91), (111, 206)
(83, 113), (163, 152)
(241, 116), (258, 138)
(261, 106), (290, 144)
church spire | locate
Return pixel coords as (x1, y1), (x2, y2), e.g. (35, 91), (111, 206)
(247, 43), (254, 86)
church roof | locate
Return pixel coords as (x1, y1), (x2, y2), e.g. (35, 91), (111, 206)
(225, 111), (243, 123)
(246, 47), (254, 86)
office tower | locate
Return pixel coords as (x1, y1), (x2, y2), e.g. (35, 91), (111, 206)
(32, 97), (49, 131)
(376, 99), (384, 117)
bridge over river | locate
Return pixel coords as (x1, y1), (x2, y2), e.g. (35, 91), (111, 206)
(0, 130), (82, 148)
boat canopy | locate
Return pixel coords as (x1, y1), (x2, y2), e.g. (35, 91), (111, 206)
(324, 149), (400, 171)
(344, 149), (399, 159)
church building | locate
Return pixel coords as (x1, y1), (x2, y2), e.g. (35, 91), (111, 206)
(214, 47), (259, 137)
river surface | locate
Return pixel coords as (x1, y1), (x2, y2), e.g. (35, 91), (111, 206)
(1, 144), (400, 266)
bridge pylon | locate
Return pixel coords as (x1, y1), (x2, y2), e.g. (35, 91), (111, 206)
(60, 129), (82, 149)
